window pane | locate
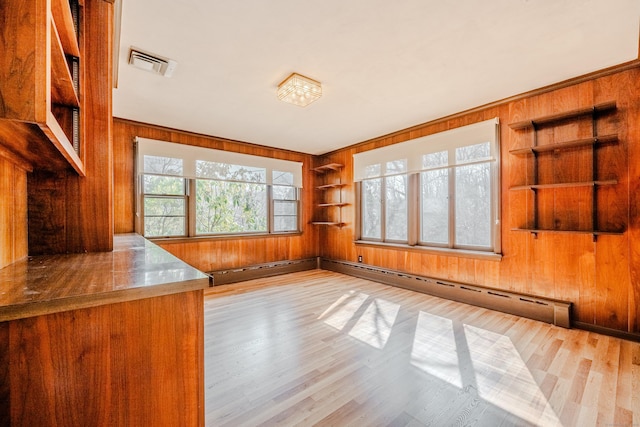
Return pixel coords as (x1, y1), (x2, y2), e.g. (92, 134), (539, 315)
(196, 161), (266, 183)
(144, 217), (185, 237)
(456, 142), (490, 163)
(273, 170), (294, 186)
(195, 180), (267, 234)
(143, 155), (183, 175)
(143, 196), (186, 237)
(421, 170), (449, 244)
(385, 174), (407, 241)
(273, 185), (296, 200)
(143, 175), (185, 195)
(274, 199), (298, 232)
(274, 200), (297, 216)
(274, 216), (298, 232)
(455, 163), (491, 247)
(144, 196), (185, 216)
(362, 178), (382, 239)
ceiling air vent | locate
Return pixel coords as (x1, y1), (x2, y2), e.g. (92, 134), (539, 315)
(128, 47), (177, 77)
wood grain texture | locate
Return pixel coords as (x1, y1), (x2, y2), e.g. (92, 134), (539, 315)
(27, 0), (114, 255)
(112, 118), (319, 272)
(3, 289), (204, 427)
(0, 234), (209, 322)
(204, 270), (640, 426)
(314, 66), (639, 335)
(0, 156), (28, 269)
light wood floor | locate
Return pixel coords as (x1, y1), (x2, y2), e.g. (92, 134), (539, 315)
(204, 270), (639, 427)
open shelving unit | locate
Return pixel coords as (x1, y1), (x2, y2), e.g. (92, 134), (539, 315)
(0, 0), (84, 175)
(508, 101), (623, 241)
(311, 163), (348, 227)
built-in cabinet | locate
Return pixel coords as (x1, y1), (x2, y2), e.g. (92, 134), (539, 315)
(0, 0), (84, 175)
(509, 101), (623, 240)
(311, 163), (347, 227)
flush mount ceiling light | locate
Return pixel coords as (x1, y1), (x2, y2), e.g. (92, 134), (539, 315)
(277, 73), (322, 107)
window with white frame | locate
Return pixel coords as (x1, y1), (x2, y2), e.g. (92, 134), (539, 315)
(354, 118), (500, 253)
(136, 138), (303, 238)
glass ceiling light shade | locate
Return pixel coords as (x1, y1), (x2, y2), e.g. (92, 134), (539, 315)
(277, 73), (322, 107)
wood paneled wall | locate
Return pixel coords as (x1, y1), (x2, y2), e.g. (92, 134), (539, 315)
(112, 119), (319, 271)
(0, 290), (204, 426)
(0, 154), (28, 269)
(317, 67), (640, 335)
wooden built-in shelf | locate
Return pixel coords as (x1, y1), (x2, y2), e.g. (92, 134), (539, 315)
(312, 163), (344, 173)
(508, 102), (621, 241)
(0, 0), (83, 175)
(510, 180), (617, 191)
(51, 0), (81, 57)
(509, 134), (618, 156)
(509, 101), (617, 130)
(313, 162), (347, 228)
(317, 203), (349, 207)
(316, 183), (346, 190)
(513, 228), (624, 237)
(50, 20), (80, 108)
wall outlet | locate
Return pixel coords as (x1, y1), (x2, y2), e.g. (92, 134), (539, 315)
(357, 255), (363, 263)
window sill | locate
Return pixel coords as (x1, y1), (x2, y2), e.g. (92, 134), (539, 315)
(354, 240), (502, 261)
(149, 231), (303, 244)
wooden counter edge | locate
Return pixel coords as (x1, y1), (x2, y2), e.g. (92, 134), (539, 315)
(0, 277), (210, 322)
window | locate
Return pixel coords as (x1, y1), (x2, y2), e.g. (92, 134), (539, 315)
(355, 118), (500, 253)
(142, 156), (187, 237)
(272, 171), (299, 232)
(136, 138), (303, 238)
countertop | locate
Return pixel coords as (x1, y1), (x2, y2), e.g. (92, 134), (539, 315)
(0, 233), (211, 322)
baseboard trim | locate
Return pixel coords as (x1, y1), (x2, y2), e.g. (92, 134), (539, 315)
(572, 321), (640, 343)
(209, 258), (318, 285)
(320, 258), (572, 328)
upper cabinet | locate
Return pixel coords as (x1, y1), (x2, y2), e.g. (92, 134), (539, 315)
(0, 0), (84, 175)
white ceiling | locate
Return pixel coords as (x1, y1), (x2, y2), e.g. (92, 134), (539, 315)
(113, 0), (639, 155)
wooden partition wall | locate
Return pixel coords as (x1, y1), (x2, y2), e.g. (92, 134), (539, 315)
(316, 65), (640, 336)
(113, 119), (319, 271)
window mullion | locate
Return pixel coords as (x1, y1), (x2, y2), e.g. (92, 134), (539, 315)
(267, 185), (274, 233)
(187, 179), (196, 237)
(448, 156), (455, 249)
(381, 177), (387, 241)
(408, 173), (419, 246)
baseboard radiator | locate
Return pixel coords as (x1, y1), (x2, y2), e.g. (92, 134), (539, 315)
(209, 258), (318, 285)
(320, 258), (572, 328)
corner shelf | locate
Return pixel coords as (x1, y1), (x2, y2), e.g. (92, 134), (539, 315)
(312, 163), (348, 228)
(508, 102), (622, 241)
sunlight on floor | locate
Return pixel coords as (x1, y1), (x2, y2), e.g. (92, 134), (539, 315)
(348, 298), (400, 349)
(318, 291), (368, 330)
(318, 293), (562, 425)
(410, 311), (463, 388)
(464, 324), (562, 426)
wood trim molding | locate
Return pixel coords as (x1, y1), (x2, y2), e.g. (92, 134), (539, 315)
(320, 258), (572, 328)
(113, 117), (310, 159)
